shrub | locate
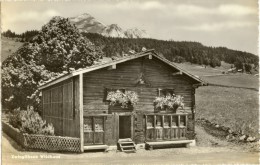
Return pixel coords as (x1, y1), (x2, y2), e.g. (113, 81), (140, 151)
(9, 108), (22, 129)
(9, 107), (54, 135)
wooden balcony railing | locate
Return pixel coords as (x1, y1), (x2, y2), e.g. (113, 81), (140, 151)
(144, 113), (188, 141)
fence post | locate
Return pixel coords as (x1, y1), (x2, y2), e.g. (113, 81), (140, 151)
(79, 73), (84, 152)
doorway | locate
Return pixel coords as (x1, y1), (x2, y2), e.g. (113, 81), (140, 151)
(119, 116), (132, 139)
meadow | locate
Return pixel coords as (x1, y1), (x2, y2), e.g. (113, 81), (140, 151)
(196, 86), (259, 138)
(177, 62), (258, 90)
(179, 62), (259, 138)
(201, 74), (258, 90)
(1, 37), (23, 62)
(176, 61), (231, 76)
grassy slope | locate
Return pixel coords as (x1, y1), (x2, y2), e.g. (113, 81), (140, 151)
(196, 86), (259, 137)
(1, 37), (23, 62)
(176, 61), (231, 76)
(176, 62), (259, 90)
(202, 74), (258, 90)
(177, 62), (259, 137)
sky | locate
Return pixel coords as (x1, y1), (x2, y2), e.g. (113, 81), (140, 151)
(1, 0), (259, 55)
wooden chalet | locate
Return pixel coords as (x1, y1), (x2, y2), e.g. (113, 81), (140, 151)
(39, 49), (206, 152)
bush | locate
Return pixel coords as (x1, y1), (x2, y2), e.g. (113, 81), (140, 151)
(9, 108), (22, 129)
(9, 107), (54, 135)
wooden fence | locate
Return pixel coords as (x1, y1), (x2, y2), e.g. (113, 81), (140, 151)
(2, 122), (81, 152)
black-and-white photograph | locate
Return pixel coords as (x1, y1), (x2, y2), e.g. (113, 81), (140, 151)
(1, 0), (259, 164)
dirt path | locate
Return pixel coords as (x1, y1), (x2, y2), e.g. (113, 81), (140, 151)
(2, 125), (259, 165)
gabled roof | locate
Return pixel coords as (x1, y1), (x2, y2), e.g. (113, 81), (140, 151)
(39, 49), (206, 90)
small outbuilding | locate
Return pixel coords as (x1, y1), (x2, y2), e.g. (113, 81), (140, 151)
(39, 49), (206, 152)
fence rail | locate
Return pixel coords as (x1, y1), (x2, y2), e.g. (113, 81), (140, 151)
(2, 122), (81, 152)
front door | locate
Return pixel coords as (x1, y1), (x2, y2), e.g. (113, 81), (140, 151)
(119, 116), (132, 139)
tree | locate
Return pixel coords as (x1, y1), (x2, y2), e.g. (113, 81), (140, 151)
(234, 60), (243, 70)
(32, 16), (103, 72)
(2, 29), (17, 38)
(244, 63), (252, 73)
(2, 16), (103, 111)
(20, 30), (40, 42)
(210, 58), (221, 68)
(2, 50), (55, 111)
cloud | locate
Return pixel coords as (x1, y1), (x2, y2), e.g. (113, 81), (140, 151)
(218, 4), (257, 16)
(141, 1), (165, 10)
(174, 4), (212, 15)
(173, 4), (257, 17)
(179, 22), (255, 31)
(4, 9), (60, 23)
(113, 1), (165, 10)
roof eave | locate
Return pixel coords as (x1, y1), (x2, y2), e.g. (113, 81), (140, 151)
(38, 50), (154, 90)
(151, 53), (206, 84)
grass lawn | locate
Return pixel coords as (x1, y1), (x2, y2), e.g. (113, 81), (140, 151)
(176, 62), (259, 90)
(196, 86), (259, 137)
(201, 74), (259, 90)
(1, 37), (23, 62)
(176, 62), (231, 77)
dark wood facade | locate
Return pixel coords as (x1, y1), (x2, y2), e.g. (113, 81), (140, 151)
(41, 51), (203, 152)
(42, 77), (80, 137)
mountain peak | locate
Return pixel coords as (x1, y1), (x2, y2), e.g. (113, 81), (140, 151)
(108, 24), (120, 28)
(102, 24), (125, 38)
(69, 13), (149, 38)
(125, 28), (149, 38)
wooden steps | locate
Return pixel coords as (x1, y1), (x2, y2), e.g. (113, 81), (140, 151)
(118, 138), (136, 153)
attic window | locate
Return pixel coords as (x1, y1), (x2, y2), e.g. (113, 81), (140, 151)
(158, 88), (175, 97)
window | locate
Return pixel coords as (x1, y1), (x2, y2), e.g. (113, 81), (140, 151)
(94, 117), (104, 132)
(147, 116), (154, 128)
(84, 117), (93, 132)
(83, 116), (106, 145)
(158, 88), (175, 97)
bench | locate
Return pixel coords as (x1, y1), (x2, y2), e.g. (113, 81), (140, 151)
(84, 145), (108, 151)
(145, 140), (192, 150)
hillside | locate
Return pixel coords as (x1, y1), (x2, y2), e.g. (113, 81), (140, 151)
(2, 28), (258, 73)
(175, 62), (259, 90)
(83, 33), (258, 71)
(1, 37), (23, 62)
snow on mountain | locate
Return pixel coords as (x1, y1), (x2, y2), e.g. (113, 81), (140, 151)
(125, 28), (150, 38)
(69, 13), (106, 33)
(102, 24), (126, 38)
(69, 13), (149, 38)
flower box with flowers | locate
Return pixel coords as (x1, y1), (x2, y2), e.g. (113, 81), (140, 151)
(153, 94), (184, 113)
(106, 90), (139, 109)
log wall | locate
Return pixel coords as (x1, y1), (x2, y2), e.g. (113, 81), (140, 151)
(83, 56), (196, 144)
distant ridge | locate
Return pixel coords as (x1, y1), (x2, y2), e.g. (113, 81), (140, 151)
(69, 13), (150, 38)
